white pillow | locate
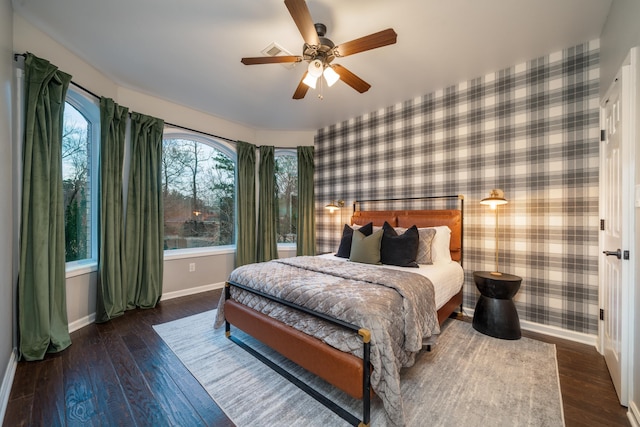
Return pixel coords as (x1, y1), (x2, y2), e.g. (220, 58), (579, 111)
(430, 225), (452, 264)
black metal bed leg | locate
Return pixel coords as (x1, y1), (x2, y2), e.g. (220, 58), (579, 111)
(224, 282), (231, 338)
(359, 329), (371, 427)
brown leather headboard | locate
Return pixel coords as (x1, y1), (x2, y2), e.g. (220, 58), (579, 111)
(351, 209), (462, 262)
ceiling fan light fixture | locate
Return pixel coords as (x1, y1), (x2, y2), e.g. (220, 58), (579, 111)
(307, 59), (324, 78)
(323, 66), (340, 87)
(302, 72), (318, 89)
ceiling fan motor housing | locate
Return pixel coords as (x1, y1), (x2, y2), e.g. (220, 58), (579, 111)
(303, 23), (336, 64)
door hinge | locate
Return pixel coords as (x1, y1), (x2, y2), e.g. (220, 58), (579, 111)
(600, 309), (604, 321)
(624, 250), (630, 260)
(600, 219), (605, 230)
(601, 129), (606, 141)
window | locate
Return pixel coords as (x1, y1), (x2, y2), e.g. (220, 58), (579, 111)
(275, 151), (298, 244)
(162, 135), (236, 250)
(62, 90), (99, 265)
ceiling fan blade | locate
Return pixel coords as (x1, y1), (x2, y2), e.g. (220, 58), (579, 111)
(293, 72), (310, 99)
(284, 0), (320, 46)
(241, 56), (302, 65)
(334, 28), (397, 57)
(332, 64), (371, 93)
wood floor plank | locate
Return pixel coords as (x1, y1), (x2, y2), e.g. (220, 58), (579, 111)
(3, 289), (630, 426)
(98, 326), (169, 426)
(30, 356), (66, 427)
(137, 320), (233, 426)
(68, 324), (136, 426)
(121, 332), (209, 427)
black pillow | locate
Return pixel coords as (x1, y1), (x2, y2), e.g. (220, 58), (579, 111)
(380, 221), (419, 267)
(335, 222), (373, 258)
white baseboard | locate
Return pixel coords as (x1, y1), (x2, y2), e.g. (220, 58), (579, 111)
(69, 312), (96, 333)
(519, 320), (597, 347)
(68, 283), (225, 333)
(629, 401), (640, 427)
(160, 282), (225, 301)
(462, 307), (597, 347)
(0, 348), (18, 424)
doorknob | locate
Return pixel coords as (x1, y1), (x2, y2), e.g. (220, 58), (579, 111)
(603, 249), (622, 259)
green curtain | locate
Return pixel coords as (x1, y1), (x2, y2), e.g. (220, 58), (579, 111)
(125, 112), (164, 309)
(296, 146), (316, 256)
(257, 145), (278, 262)
(236, 141), (256, 267)
(95, 97), (129, 323)
(18, 53), (72, 361)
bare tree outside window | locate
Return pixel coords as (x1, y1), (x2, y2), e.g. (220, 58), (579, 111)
(275, 154), (298, 243)
(62, 103), (91, 262)
(162, 138), (235, 250)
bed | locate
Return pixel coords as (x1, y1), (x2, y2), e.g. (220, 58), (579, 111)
(214, 196), (464, 426)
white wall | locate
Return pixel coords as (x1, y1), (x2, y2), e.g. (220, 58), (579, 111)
(12, 14), (314, 331)
(600, 0), (640, 423)
(0, 0), (14, 420)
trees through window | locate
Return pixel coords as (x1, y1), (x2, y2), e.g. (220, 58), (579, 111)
(62, 96), (97, 264)
(162, 137), (236, 250)
(275, 152), (298, 244)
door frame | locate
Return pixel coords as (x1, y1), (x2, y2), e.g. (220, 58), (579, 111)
(598, 47), (637, 407)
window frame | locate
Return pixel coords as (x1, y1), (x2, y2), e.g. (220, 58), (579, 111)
(63, 88), (100, 275)
(161, 128), (237, 258)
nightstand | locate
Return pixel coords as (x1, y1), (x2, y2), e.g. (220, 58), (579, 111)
(472, 271), (522, 340)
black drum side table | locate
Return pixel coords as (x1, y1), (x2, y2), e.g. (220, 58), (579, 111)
(472, 271), (522, 340)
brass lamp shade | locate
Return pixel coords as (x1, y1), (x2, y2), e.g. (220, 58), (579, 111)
(324, 200), (344, 213)
(480, 189), (508, 208)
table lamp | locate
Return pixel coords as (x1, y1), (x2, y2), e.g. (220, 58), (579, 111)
(480, 189), (508, 276)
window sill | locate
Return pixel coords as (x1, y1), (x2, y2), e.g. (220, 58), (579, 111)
(66, 260), (98, 278)
(164, 245), (235, 261)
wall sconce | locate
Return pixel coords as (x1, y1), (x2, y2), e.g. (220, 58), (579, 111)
(480, 189), (508, 276)
(324, 200), (345, 213)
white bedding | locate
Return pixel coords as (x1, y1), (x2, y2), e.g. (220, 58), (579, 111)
(316, 253), (464, 310)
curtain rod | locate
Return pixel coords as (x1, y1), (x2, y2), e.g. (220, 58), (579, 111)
(13, 52), (297, 149)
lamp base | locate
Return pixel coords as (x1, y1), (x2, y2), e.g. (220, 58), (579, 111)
(490, 271), (503, 276)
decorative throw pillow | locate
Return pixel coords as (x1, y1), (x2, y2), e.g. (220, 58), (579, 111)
(380, 222), (419, 267)
(349, 229), (383, 264)
(335, 222), (373, 258)
(394, 226), (437, 265)
(416, 228), (437, 264)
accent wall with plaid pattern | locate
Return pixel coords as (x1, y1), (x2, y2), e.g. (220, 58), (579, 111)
(314, 41), (600, 335)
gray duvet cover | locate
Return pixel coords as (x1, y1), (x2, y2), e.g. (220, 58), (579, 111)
(214, 256), (440, 426)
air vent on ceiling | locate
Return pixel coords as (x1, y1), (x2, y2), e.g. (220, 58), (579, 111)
(261, 42), (297, 69)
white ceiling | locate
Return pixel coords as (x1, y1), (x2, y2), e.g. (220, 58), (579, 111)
(13, 0), (612, 131)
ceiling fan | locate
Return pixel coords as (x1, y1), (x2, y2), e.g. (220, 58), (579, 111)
(241, 0), (397, 99)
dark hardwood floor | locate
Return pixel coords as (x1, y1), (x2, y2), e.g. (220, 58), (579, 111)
(3, 289), (630, 426)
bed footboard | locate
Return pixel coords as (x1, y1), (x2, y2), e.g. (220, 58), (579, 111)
(225, 282), (372, 426)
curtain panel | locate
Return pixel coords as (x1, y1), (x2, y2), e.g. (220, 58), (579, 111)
(125, 112), (164, 309)
(257, 145), (278, 262)
(18, 53), (72, 361)
(235, 141), (256, 267)
(296, 146), (316, 256)
(95, 97), (129, 323)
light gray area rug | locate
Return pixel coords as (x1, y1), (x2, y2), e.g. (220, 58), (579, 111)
(153, 310), (565, 426)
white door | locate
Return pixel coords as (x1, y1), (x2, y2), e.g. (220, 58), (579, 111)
(600, 51), (636, 406)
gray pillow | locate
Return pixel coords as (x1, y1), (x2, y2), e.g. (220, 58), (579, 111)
(349, 229), (383, 264)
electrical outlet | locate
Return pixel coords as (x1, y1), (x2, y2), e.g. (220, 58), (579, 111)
(189, 263), (196, 272)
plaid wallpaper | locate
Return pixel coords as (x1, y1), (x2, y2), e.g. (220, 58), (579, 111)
(314, 41), (600, 335)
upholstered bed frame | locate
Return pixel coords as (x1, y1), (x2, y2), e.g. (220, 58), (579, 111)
(224, 198), (464, 426)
